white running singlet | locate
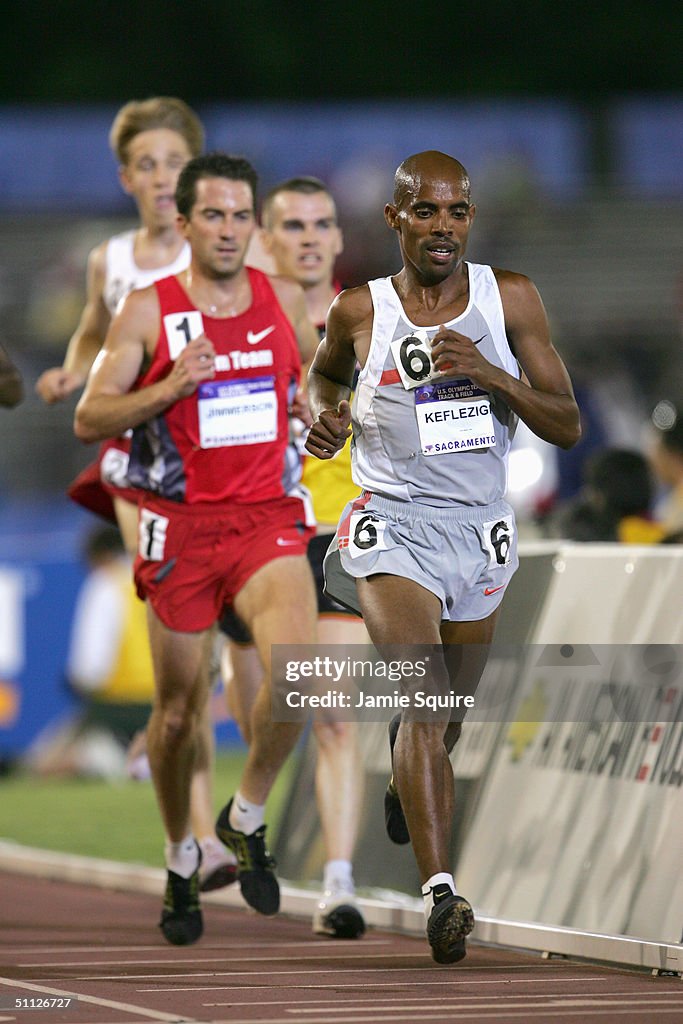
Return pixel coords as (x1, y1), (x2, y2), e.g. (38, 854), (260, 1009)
(103, 230), (191, 318)
(352, 263), (520, 507)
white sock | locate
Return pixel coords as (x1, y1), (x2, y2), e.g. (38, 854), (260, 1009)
(323, 859), (354, 892)
(229, 790), (265, 834)
(421, 872), (456, 922)
(199, 835), (237, 865)
(165, 834), (199, 878)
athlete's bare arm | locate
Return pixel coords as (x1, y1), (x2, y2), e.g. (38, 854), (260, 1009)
(269, 275), (320, 364)
(305, 286), (372, 460)
(430, 270), (581, 450)
(36, 242), (111, 404)
(74, 285), (216, 443)
(0, 343), (23, 408)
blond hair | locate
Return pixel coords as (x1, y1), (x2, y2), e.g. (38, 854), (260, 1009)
(109, 97), (204, 165)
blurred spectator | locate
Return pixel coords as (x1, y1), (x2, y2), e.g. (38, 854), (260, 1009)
(545, 448), (663, 543)
(23, 525), (155, 779)
(0, 343), (23, 408)
(552, 345), (649, 507)
(649, 414), (683, 543)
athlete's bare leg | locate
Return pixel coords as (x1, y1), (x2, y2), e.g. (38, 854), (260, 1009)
(189, 700), (216, 835)
(118, 495), (233, 883)
(357, 574), (498, 883)
(233, 555), (318, 803)
(312, 616), (367, 864)
(145, 607), (213, 841)
(112, 495), (138, 556)
(222, 614), (364, 857)
(221, 640), (261, 745)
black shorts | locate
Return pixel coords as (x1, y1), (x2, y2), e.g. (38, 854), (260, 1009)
(218, 533), (356, 643)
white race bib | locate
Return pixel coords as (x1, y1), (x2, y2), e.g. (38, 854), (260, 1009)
(163, 311), (204, 358)
(198, 376), (278, 449)
(482, 516), (515, 567)
(414, 379), (496, 456)
(390, 330), (440, 390)
(138, 508), (169, 562)
(341, 511), (388, 559)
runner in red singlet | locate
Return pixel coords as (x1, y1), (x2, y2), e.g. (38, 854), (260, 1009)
(75, 153), (320, 946)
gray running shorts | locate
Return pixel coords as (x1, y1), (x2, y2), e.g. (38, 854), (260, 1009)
(323, 492), (518, 623)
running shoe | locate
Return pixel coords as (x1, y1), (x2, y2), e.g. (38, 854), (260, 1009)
(159, 846), (203, 946)
(215, 798), (280, 915)
(426, 885), (475, 964)
(384, 713), (410, 844)
(313, 880), (366, 939)
(198, 836), (238, 893)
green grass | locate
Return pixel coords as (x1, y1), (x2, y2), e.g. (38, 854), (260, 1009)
(0, 749), (296, 866)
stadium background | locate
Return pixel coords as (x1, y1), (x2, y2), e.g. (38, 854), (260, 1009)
(0, 0), (682, 960)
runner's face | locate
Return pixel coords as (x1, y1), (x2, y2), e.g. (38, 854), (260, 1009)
(263, 191), (342, 288)
(181, 177), (255, 278)
(386, 175), (475, 283)
(119, 129), (193, 230)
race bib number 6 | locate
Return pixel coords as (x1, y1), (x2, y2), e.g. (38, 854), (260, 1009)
(482, 516), (514, 567)
(390, 330), (440, 390)
(343, 511), (388, 559)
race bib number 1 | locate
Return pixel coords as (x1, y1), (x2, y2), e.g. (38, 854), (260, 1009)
(164, 311), (204, 359)
(138, 508), (169, 562)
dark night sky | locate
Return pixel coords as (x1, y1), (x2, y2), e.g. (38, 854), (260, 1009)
(2, 0), (681, 103)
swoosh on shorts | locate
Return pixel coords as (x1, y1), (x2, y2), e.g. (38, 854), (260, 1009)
(484, 584), (506, 595)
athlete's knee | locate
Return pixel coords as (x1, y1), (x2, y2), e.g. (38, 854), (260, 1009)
(313, 717), (354, 750)
(156, 701), (197, 748)
(399, 717), (449, 754)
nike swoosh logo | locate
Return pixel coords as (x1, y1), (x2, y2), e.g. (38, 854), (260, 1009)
(247, 325), (275, 345)
(474, 335), (486, 345)
(276, 537), (299, 546)
(484, 584), (506, 596)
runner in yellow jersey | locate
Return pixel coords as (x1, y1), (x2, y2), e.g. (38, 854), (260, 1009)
(221, 177), (368, 938)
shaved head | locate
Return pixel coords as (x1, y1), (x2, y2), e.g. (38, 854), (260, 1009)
(393, 151), (471, 208)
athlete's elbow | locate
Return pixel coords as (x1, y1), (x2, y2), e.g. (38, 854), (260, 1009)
(557, 416), (582, 450)
(74, 402), (104, 444)
(73, 417), (99, 444)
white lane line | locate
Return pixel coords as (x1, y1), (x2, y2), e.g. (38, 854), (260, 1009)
(71, 962), (589, 982)
(141, 976), (610, 993)
(19, 944), (393, 968)
(10, 946), (164, 954)
(198, 987), (679, 1011)
(18, 940), (392, 965)
(290, 997), (683, 1012)
(0, 976), (195, 1023)
(103, 951), (438, 966)
(195, 1011), (683, 1024)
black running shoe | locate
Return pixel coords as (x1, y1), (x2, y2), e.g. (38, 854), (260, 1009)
(215, 798), (280, 915)
(198, 838), (238, 893)
(426, 886), (475, 964)
(384, 714), (410, 845)
(313, 881), (366, 939)
(159, 847), (203, 946)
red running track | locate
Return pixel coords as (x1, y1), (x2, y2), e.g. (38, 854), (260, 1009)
(1, 871), (682, 1024)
